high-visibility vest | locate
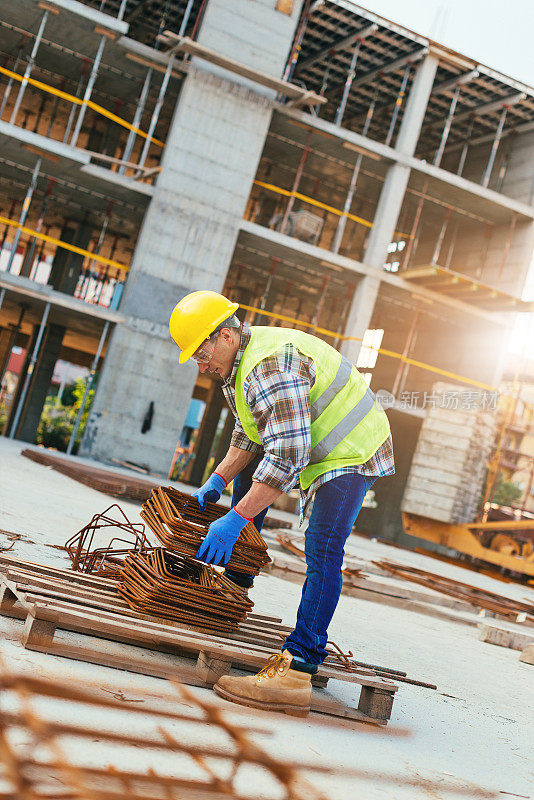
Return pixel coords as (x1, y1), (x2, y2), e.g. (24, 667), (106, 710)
(234, 327), (391, 490)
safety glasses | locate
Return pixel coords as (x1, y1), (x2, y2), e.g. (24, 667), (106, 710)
(191, 335), (217, 364)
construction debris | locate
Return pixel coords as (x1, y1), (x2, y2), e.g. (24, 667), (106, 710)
(23, 448), (292, 531)
(65, 504), (152, 577)
(119, 548), (254, 633)
(277, 533), (364, 577)
(375, 560), (534, 622)
(0, 555), (408, 724)
(0, 666), (334, 800)
(141, 487), (271, 575)
(478, 623), (534, 651)
(22, 447), (158, 501)
(519, 643), (534, 664)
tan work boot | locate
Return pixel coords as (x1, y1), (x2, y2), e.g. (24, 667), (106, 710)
(214, 650), (312, 717)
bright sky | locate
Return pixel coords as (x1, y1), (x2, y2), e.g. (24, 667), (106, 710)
(356, 0), (534, 355)
(356, 0), (534, 87)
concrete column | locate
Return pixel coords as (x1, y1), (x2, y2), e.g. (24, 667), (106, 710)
(80, 0), (305, 473)
(342, 54), (439, 363)
(11, 322), (65, 443)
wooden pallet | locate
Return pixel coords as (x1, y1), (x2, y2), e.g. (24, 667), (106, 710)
(0, 555), (398, 725)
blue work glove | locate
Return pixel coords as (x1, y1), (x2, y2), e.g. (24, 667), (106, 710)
(192, 472), (226, 511)
(196, 508), (250, 566)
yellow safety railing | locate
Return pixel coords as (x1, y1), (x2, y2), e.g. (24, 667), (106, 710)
(0, 214), (129, 273)
(0, 219), (497, 390)
(238, 303), (498, 391)
(0, 65), (165, 148)
(253, 180), (412, 239)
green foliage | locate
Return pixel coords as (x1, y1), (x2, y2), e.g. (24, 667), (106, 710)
(36, 376), (95, 453)
(0, 405), (7, 435)
(59, 381), (78, 407)
(491, 473), (523, 507)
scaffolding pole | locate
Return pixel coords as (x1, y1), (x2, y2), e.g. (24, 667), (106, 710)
(20, 178), (54, 277)
(402, 179), (428, 268)
(5, 157), (42, 274)
(70, 35), (107, 147)
(497, 213), (517, 281)
(433, 86), (460, 167)
(391, 305), (420, 397)
(335, 39), (362, 126)
(63, 61), (89, 144)
(331, 88), (377, 253)
(384, 65), (411, 147)
(311, 274), (330, 326)
(456, 117), (474, 176)
(66, 320), (109, 454)
(280, 134), (310, 232)
(120, 68), (153, 173)
(9, 10), (49, 124)
(8, 300), (50, 439)
(430, 208), (451, 265)
(137, 54), (174, 170)
(482, 107), (508, 188)
(179, 0), (196, 36)
(0, 41), (26, 119)
(283, 0), (312, 82)
(0, 305), (26, 389)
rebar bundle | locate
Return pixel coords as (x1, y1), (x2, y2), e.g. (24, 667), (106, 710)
(65, 504), (152, 577)
(119, 548), (254, 633)
(141, 487), (271, 575)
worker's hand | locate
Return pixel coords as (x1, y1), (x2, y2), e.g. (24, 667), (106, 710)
(196, 508), (250, 566)
(191, 472), (227, 511)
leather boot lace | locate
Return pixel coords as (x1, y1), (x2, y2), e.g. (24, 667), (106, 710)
(256, 653), (288, 679)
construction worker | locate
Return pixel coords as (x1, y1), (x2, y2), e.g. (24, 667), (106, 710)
(169, 290), (394, 717)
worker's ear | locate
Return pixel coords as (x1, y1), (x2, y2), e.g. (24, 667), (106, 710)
(219, 327), (234, 343)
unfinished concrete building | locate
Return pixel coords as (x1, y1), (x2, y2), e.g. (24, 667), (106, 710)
(1, 0), (533, 540)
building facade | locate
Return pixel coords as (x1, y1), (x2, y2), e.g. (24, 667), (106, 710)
(1, 0), (533, 539)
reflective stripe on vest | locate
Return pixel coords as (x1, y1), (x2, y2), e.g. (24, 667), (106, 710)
(311, 355), (353, 418)
(311, 388), (376, 462)
(234, 326), (390, 490)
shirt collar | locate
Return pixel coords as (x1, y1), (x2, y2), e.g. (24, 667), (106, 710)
(224, 323), (251, 389)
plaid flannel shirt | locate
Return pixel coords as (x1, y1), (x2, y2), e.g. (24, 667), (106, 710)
(222, 325), (394, 520)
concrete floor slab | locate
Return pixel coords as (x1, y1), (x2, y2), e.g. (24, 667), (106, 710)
(0, 438), (532, 799)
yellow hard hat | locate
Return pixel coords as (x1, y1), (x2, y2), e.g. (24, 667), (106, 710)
(169, 291), (239, 363)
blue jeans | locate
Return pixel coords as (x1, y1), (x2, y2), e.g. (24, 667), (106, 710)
(225, 460), (375, 665)
(283, 473), (375, 665)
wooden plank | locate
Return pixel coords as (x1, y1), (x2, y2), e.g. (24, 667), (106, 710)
(0, 555), (118, 588)
(519, 644), (534, 664)
(1, 562), (397, 691)
(1, 563), (287, 631)
(25, 600), (393, 689)
(6, 573), (125, 603)
(18, 589), (286, 651)
(2, 572), (389, 686)
(357, 686), (395, 722)
(22, 615), (56, 650)
(478, 624), (534, 651)
(0, 572), (290, 643)
(19, 622), (385, 724)
(196, 651), (233, 685)
(0, 583), (27, 620)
